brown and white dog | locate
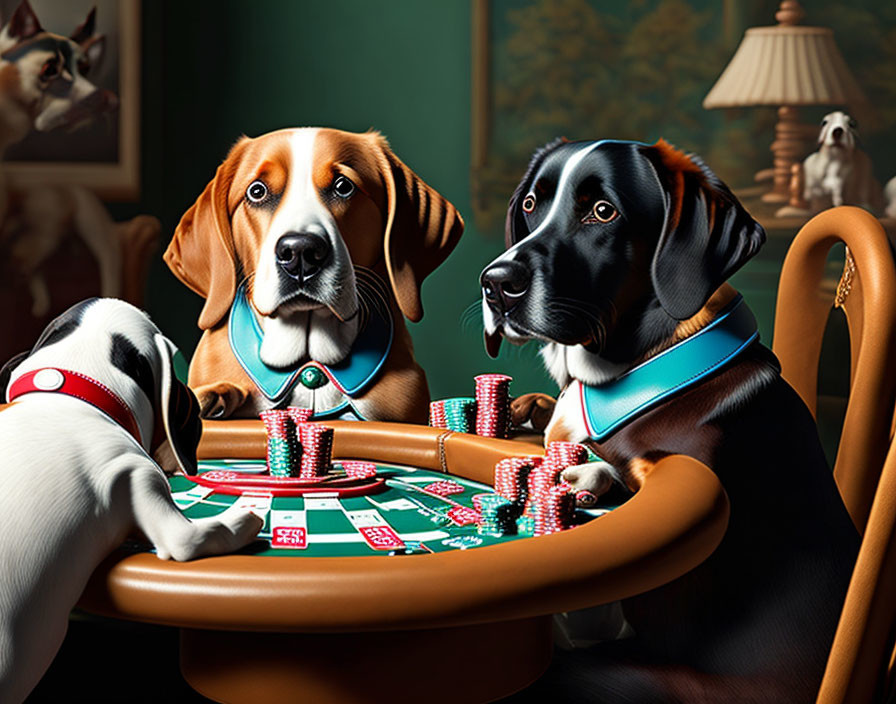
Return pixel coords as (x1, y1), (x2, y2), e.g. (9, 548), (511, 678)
(165, 128), (463, 423)
(482, 138), (859, 703)
(0, 0), (122, 316)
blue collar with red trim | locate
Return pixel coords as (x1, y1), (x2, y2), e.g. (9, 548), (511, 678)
(580, 296), (759, 441)
(228, 284), (393, 407)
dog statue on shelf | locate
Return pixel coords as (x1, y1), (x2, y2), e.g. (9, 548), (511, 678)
(165, 127), (464, 423)
(0, 299), (263, 704)
(802, 110), (883, 215)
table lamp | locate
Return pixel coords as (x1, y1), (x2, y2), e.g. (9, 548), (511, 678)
(703, 0), (868, 203)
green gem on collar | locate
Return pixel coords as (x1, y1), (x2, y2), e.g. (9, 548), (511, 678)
(299, 366), (328, 390)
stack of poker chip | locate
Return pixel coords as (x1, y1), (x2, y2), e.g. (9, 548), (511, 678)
(442, 397), (477, 433)
(494, 455), (541, 503)
(260, 409), (298, 477)
(287, 406), (313, 424)
(342, 460), (377, 480)
(298, 423), (334, 478)
(544, 441), (590, 470)
(474, 374), (512, 438)
(535, 483), (577, 536)
(527, 464), (564, 517)
(476, 494), (518, 536)
(429, 400), (448, 429)
(523, 442), (588, 526)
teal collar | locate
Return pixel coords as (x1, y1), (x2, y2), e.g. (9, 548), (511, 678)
(228, 284), (394, 406)
(580, 296), (759, 441)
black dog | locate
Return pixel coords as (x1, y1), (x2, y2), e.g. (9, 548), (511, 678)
(481, 138), (859, 703)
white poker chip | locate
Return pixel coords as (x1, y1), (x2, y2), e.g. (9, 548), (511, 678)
(33, 368), (64, 391)
(442, 535), (483, 550)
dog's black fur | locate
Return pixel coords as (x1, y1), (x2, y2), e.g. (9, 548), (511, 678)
(486, 139), (860, 703)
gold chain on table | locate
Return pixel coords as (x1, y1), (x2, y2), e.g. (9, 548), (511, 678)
(437, 430), (452, 473)
(834, 246), (856, 309)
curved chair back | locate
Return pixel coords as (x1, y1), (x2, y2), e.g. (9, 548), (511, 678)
(773, 206), (896, 533)
(817, 426), (896, 704)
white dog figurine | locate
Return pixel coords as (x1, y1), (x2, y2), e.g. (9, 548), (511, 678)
(0, 298), (263, 703)
(802, 110), (883, 214)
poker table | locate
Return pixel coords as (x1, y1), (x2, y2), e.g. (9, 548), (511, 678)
(78, 420), (730, 704)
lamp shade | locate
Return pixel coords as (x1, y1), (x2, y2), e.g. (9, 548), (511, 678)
(703, 25), (867, 108)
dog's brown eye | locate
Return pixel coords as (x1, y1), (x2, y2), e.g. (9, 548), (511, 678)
(40, 60), (59, 81)
(590, 200), (618, 223)
(522, 195), (536, 213)
(246, 180), (268, 203)
(333, 175), (355, 199)
(77, 57), (91, 75)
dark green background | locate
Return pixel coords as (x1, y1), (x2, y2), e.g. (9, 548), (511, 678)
(107, 0), (891, 406)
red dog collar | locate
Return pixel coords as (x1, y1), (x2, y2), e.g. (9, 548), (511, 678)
(7, 368), (144, 446)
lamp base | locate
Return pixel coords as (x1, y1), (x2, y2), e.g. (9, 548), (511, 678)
(763, 105), (806, 203)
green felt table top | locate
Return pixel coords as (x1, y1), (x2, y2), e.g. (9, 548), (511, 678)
(169, 460), (537, 557)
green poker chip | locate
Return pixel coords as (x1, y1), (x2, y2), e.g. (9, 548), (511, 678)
(442, 397), (476, 433)
(267, 437), (298, 477)
(516, 515), (535, 536)
(477, 494), (518, 536)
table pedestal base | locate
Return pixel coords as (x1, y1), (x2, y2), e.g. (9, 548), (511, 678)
(180, 616), (553, 704)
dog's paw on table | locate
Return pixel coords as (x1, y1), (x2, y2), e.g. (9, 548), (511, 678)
(561, 461), (619, 507)
(510, 393), (556, 432)
(153, 508), (264, 562)
(195, 382), (250, 419)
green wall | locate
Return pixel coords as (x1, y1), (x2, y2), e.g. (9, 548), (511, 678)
(109, 0), (877, 409)
(114, 0), (555, 402)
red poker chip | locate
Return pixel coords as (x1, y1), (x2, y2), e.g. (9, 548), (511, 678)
(287, 406), (313, 423)
(495, 456), (539, 500)
(429, 400), (449, 429)
(424, 480), (465, 496)
(342, 461), (377, 479)
(447, 505), (481, 526)
(298, 425), (334, 477)
(475, 374), (512, 381)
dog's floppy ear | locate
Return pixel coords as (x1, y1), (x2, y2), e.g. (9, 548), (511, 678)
(505, 137), (567, 248)
(164, 138), (249, 330)
(153, 334), (201, 476)
(372, 134), (464, 322)
(643, 139), (765, 320)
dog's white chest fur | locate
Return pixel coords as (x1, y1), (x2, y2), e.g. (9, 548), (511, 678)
(259, 308), (360, 369)
(545, 380), (589, 444)
(540, 343), (628, 445)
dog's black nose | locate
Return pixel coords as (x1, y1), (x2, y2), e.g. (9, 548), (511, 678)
(832, 126), (844, 141)
(481, 260), (530, 313)
(275, 232), (331, 282)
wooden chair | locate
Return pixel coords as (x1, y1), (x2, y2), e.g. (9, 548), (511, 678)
(773, 206), (896, 533)
(818, 429), (896, 703)
(772, 206), (896, 703)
